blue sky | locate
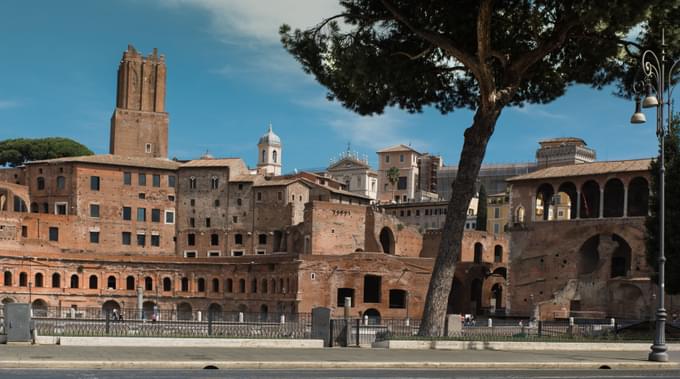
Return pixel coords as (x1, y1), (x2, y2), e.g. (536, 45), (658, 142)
(0, 1), (661, 172)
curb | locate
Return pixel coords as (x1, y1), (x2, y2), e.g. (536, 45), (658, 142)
(0, 360), (677, 370)
(374, 340), (680, 351)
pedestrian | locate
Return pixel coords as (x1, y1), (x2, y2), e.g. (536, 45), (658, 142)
(112, 308), (119, 321)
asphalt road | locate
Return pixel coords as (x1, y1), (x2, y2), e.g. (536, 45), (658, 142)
(1, 369), (680, 379)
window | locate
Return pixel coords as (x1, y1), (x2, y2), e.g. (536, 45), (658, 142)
(34, 273), (44, 288)
(277, 191), (282, 201)
(145, 143), (152, 153)
(239, 279), (246, 293)
(138, 173), (146, 186)
(385, 155), (390, 163)
(163, 277), (172, 291)
(184, 251), (197, 258)
(238, 183), (243, 190)
(211, 233), (219, 246)
(256, 192), (263, 201)
(151, 208), (161, 222)
(168, 175), (176, 187)
(232, 216), (238, 223)
(363, 275), (381, 303)
(251, 278), (257, 293)
(226, 279), (233, 293)
(212, 278), (220, 292)
(234, 234), (243, 245)
(208, 251), (221, 257)
(181, 277), (189, 292)
(19, 272), (27, 287)
(70, 274), (79, 289)
(205, 218), (211, 227)
(494, 207), (501, 218)
(89, 275), (98, 289)
(187, 233), (195, 246)
(494, 245), (503, 263)
(90, 176), (100, 191)
(55, 202), (67, 215)
(122, 232), (131, 245)
(258, 234), (267, 245)
(145, 277), (153, 291)
(90, 204), (100, 218)
(400, 154), (404, 162)
(49, 227), (59, 241)
(214, 199), (220, 207)
(37, 177), (45, 190)
(493, 223), (500, 234)
(397, 176), (407, 190)
(152, 174), (161, 187)
(126, 276), (135, 290)
(123, 172), (132, 185)
(389, 289), (407, 309)
(211, 176), (219, 189)
(3, 271), (12, 286)
(273, 150), (278, 163)
(137, 208), (146, 222)
(415, 210), (420, 216)
(197, 278), (205, 292)
(151, 235), (160, 247)
(52, 273), (60, 288)
(139, 193), (146, 200)
(165, 210), (175, 224)
(89, 231), (100, 243)
(189, 218), (195, 227)
(107, 276), (116, 289)
(137, 233), (146, 246)
(189, 177), (196, 189)
(168, 195), (175, 201)
(56, 176), (65, 189)
(21, 225), (27, 238)
(237, 198), (242, 206)
(122, 206), (131, 220)
(190, 199), (195, 206)
(232, 250), (244, 257)
(256, 249), (266, 255)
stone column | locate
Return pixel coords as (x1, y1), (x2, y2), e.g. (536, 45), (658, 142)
(530, 194), (536, 222)
(623, 184), (629, 217)
(576, 190), (581, 219)
(599, 188), (604, 219)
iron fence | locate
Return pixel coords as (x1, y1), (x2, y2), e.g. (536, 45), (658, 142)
(32, 307), (311, 339)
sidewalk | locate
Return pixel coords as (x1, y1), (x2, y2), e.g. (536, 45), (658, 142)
(0, 345), (678, 369)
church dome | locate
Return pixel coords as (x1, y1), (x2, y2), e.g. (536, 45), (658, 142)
(258, 125), (281, 146)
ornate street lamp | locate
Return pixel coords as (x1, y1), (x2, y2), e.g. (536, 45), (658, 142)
(630, 28), (679, 363)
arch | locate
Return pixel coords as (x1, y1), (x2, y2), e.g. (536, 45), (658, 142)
(491, 283), (504, 309)
(535, 183), (554, 220)
(102, 300), (121, 317)
(212, 278), (220, 293)
(225, 278), (233, 293)
(261, 149), (266, 163)
(611, 234), (632, 278)
(363, 308), (381, 325)
(580, 180), (600, 218)
(19, 272), (27, 287)
(89, 275), (98, 289)
(627, 177), (649, 217)
(492, 267), (507, 279)
(494, 245), (503, 263)
(272, 149), (278, 163)
(208, 303), (223, 321)
(515, 206), (525, 223)
(239, 278), (246, 293)
(470, 278), (483, 315)
(603, 178), (624, 217)
(126, 276), (135, 290)
(379, 227), (395, 255)
(556, 182), (578, 220)
(31, 299), (48, 317)
(578, 235), (601, 275)
(0, 193), (6, 211)
(51, 273), (60, 288)
(1, 297), (16, 304)
(259, 304), (269, 321)
(34, 273), (44, 288)
(608, 283), (646, 319)
(107, 275), (116, 289)
(177, 302), (193, 320)
(143, 301), (156, 320)
(163, 277), (172, 292)
(237, 304), (248, 313)
(474, 242), (483, 263)
(13, 196), (27, 212)
(181, 277), (189, 292)
(70, 274), (79, 288)
(197, 277), (206, 292)
(144, 276), (153, 291)
(3, 271), (11, 286)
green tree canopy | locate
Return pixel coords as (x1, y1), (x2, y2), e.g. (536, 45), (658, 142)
(281, 1), (678, 336)
(646, 116), (680, 294)
(0, 137), (93, 167)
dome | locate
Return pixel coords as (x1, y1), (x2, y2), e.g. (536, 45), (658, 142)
(258, 125), (281, 146)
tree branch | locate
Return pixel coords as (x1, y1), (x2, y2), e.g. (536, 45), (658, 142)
(476, 0), (496, 109)
(392, 47), (433, 60)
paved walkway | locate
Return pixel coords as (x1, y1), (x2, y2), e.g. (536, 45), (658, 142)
(0, 346), (678, 369)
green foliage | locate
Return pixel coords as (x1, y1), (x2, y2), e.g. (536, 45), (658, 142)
(476, 184), (487, 231)
(645, 116), (680, 294)
(387, 166), (400, 186)
(0, 137), (93, 167)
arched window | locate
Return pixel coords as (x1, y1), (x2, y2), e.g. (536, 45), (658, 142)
(19, 272), (27, 287)
(494, 245), (503, 263)
(474, 243), (483, 263)
(556, 182), (578, 220)
(239, 279), (246, 293)
(36, 177), (45, 190)
(210, 176), (219, 190)
(126, 276), (135, 290)
(3, 271), (11, 286)
(145, 276), (153, 291)
(226, 278), (233, 293)
(272, 150), (278, 163)
(197, 278), (206, 292)
(516, 206), (525, 223)
(163, 277), (172, 291)
(262, 150), (266, 162)
(34, 273), (43, 288)
(212, 278), (220, 293)
(51, 273), (60, 288)
(627, 177), (649, 217)
(603, 179), (624, 217)
(189, 177), (197, 189)
(89, 275), (98, 289)
(70, 274), (79, 289)
(580, 181), (600, 218)
(181, 277), (189, 292)
(535, 183), (554, 220)
(107, 276), (116, 289)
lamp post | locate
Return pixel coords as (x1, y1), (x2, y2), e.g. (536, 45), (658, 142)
(630, 28), (679, 363)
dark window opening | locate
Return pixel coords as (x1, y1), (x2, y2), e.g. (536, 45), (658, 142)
(258, 234), (267, 245)
(197, 278), (205, 292)
(337, 288), (355, 307)
(239, 279), (246, 293)
(51, 273), (60, 288)
(89, 275), (98, 289)
(494, 245), (503, 263)
(474, 243), (483, 263)
(181, 277), (189, 292)
(363, 275), (381, 303)
(70, 274), (79, 289)
(163, 277), (172, 291)
(603, 179), (624, 217)
(389, 289), (407, 309)
(126, 276), (135, 290)
(90, 176), (100, 191)
(211, 233), (219, 246)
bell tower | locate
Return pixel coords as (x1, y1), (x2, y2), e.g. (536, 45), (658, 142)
(257, 124), (282, 176)
(109, 45), (168, 158)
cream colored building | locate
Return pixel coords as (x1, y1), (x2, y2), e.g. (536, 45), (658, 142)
(376, 144), (421, 203)
(326, 150), (378, 201)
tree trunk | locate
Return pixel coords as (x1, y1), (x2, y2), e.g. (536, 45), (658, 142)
(418, 105), (502, 336)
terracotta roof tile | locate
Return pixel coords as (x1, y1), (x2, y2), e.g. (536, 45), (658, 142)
(27, 154), (181, 170)
(507, 159), (651, 182)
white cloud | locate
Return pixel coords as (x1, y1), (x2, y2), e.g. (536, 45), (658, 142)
(511, 104), (567, 120)
(0, 100), (19, 109)
(163, 0), (342, 45)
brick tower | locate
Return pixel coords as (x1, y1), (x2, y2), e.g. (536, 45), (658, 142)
(109, 45), (168, 158)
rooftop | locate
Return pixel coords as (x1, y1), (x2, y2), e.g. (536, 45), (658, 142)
(27, 154), (181, 170)
(507, 158), (651, 182)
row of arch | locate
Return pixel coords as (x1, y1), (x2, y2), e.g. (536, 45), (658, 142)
(529, 177), (649, 222)
(473, 243), (504, 264)
(1, 271), (295, 295)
